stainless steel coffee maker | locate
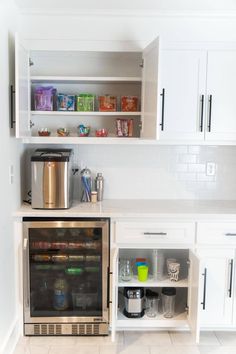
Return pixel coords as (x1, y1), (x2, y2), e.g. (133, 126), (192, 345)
(31, 149), (73, 209)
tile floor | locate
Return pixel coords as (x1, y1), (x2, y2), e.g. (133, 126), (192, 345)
(13, 331), (236, 354)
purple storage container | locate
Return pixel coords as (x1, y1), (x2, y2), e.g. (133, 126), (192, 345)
(34, 86), (56, 111)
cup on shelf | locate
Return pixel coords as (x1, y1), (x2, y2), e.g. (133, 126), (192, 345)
(145, 290), (159, 318)
(168, 262), (180, 282)
(166, 258), (177, 275)
(119, 259), (133, 282)
(161, 287), (176, 318)
(137, 265), (149, 282)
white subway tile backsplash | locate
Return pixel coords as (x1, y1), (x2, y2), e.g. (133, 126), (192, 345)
(25, 145), (236, 201)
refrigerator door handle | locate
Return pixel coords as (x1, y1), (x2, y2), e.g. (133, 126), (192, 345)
(23, 237), (30, 308)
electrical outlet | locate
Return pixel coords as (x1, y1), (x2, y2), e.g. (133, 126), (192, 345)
(206, 162), (216, 176)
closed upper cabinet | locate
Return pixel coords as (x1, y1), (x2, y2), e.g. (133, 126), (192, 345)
(159, 50), (206, 141)
(205, 51), (236, 141)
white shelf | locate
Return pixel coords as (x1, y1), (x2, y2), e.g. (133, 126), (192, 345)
(116, 310), (188, 329)
(21, 137), (156, 144)
(31, 111), (141, 116)
(31, 76), (142, 84)
(118, 276), (188, 288)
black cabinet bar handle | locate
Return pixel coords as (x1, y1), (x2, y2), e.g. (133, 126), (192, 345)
(201, 268), (207, 310)
(107, 266), (110, 308)
(208, 95), (212, 132)
(160, 88), (165, 131)
(225, 233), (236, 236)
(10, 85), (15, 128)
(228, 259), (233, 298)
(144, 232), (167, 236)
(200, 95), (204, 132)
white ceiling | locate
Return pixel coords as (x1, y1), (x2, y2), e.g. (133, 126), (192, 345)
(13, 0), (236, 14)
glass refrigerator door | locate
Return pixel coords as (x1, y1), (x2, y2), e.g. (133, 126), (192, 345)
(25, 221), (109, 321)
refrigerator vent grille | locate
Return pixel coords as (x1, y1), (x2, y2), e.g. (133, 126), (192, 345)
(33, 325), (40, 335)
(32, 323), (102, 335)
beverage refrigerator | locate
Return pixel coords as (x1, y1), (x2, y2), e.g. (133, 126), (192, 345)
(22, 218), (110, 336)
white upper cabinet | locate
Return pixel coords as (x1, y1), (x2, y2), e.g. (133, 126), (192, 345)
(205, 51), (236, 141)
(159, 46), (236, 143)
(159, 50), (206, 141)
(15, 35), (160, 144)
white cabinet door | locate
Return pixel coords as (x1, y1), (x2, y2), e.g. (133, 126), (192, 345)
(198, 250), (234, 327)
(141, 37), (159, 139)
(206, 51), (236, 141)
(188, 250), (201, 343)
(159, 50), (206, 141)
(15, 33), (31, 138)
(111, 248), (119, 342)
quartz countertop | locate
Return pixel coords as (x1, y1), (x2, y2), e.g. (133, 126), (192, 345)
(14, 199), (236, 220)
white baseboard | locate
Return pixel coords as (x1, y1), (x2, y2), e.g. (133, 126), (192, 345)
(0, 317), (20, 354)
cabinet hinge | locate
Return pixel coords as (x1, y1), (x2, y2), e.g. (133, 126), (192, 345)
(185, 305), (189, 315)
(29, 120), (35, 129)
(29, 58), (34, 66)
(139, 59), (144, 68)
(187, 259), (191, 267)
(138, 121), (143, 131)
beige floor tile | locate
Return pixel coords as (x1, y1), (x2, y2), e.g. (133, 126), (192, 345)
(198, 332), (220, 346)
(29, 345), (50, 354)
(13, 344), (30, 354)
(100, 345), (150, 354)
(74, 332), (123, 346)
(30, 336), (77, 346)
(49, 345), (99, 354)
(214, 331), (236, 346)
(169, 331), (196, 345)
(198, 346), (236, 354)
(124, 331), (171, 346)
(99, 345), (125, 354)
(150, 345), (177, 354)
(174, 346), (201, 354)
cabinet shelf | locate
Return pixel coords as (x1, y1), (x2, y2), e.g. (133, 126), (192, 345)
(118, 276), (188, 288)
(31, 111), (141, 116)
(31, 76), (142, 84)
(116, 310), (188, 329)
(22, 136), (148, 144)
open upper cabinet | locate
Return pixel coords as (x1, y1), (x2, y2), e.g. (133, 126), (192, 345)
(15, 34), (160, 144)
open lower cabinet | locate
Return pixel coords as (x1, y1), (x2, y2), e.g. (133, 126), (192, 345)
(111, 247), (202, 343)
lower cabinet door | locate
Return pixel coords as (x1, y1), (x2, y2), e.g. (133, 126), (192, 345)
(188, 250), (201, 343)
(198, 250), (234, 327)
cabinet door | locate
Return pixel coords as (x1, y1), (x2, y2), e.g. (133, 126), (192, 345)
(159, 50), (206, 141)
(141, 37), (159, 139)
(15, 33), (31, 138)
(198, 250), (234, 327)
(206, 51), (236, 141)
(188, 250), (201, 343)
(111, 248), (119, 342)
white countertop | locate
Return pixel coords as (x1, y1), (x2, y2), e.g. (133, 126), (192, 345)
(14, 199), (236, 220)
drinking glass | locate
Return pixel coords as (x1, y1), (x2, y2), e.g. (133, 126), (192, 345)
(120, 259), (133, 281)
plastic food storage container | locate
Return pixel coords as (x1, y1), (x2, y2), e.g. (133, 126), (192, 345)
(99, 95), (117, 112)
(121, 96), (138, 112)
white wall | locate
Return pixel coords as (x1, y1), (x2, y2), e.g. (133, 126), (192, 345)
(0, 2), (23, 353)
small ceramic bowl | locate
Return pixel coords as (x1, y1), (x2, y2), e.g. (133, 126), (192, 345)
(57, 128), (70, 137)
(95, 129), (108, 137)
(38, 129), (51, 137)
